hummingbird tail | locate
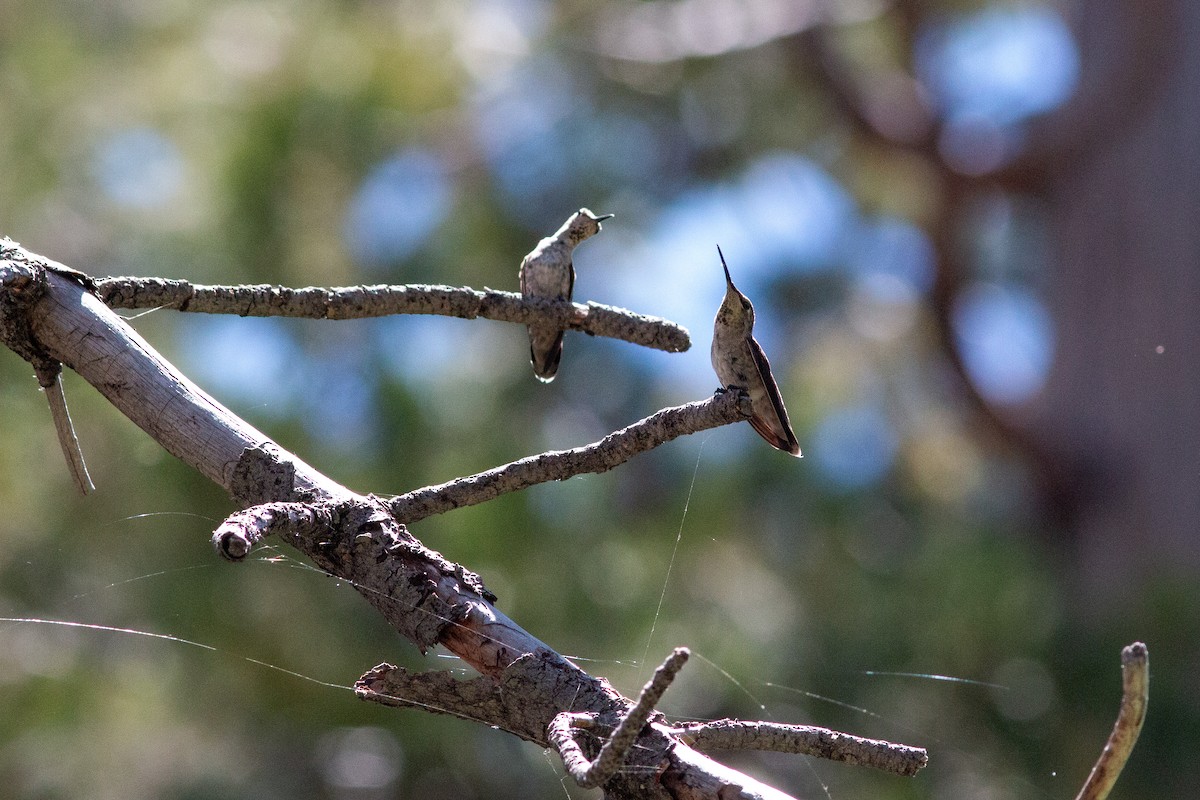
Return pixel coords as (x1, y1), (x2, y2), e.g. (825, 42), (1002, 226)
(749, 414), (802, 457)
(529, 328), (564, 382)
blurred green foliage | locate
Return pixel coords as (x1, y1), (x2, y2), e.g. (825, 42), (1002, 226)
(0, 1), (1187, 799)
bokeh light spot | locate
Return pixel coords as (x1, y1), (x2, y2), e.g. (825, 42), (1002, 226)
(318, 726), (403, 791)
(811, 405), (899, 490)
(953, 282), (1054, 405)
(93, 128), (184, 210)
(178, 316), (301, 416)
(738, 153), (856, 276)
(344, 150), (453, 271)
(990, 658), (1057, 721)
(918, 6), (1079, 126)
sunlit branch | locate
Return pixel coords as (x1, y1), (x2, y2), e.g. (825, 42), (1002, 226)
(94, 276), (691, 353)
(1074, 642), (1149, 800)
(388, 391), (753, 525)
(669, 719), (928, 778)
(212, 501), (335, 561)
(356, 663), (515, 726)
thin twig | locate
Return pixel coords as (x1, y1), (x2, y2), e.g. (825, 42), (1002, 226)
(670, 719), (927, 777)
(1074, 642), (1149, 800)
(94, 277), (690, 353)
(36, 365), (94, 495)
(388, 391), (753, 524)
(549, 648), (690, 788)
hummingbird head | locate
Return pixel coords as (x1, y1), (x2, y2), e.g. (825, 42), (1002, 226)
(716, 245), (755, 332)
(567, 208), (615, 243)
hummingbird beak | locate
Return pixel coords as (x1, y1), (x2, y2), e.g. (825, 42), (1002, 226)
(716, 245), (733, 287)
(595, 213), (615, 222)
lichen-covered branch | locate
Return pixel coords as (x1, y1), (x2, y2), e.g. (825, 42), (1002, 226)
(94, 276), (690, 353)
(388, 391), (753, 524)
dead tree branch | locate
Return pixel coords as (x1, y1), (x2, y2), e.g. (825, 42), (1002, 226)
(0, 250), (94, 494)
(94, 276), (690, 353)
(212, 500), (337, 561)
(669, 719), (927, 777)
(35, 361), (94, 494)
(1, 239), (927, 799)
(388, 391), (753, 524)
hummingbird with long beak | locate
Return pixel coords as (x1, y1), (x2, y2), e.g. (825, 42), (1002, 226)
(519, 208), (613, 382)
(711, 246), (801, 456)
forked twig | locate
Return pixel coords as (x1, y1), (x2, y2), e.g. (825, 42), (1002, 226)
(549, 648), (690, 788)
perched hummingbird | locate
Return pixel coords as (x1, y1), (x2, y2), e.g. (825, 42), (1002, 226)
(711, 246), (801, 456)
(519, 208), (613, 382)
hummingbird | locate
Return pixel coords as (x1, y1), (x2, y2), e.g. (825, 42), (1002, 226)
(519, 208), (613, 382)
(711, 245), (801, 456)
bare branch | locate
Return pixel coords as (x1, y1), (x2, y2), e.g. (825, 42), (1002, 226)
(3, 240), (924, 800)
(357, 663), (518, 728)
(37, 366), (94, 494)
(94, 276), (691, 353)
(388, 391), (753, 524)
(549, 648), (690, 788)
(212, 501), (336, 561)
(670, 719), (927, 777)
(1074, 642), (1149, 800)
(359, 651), (627, 745)
(601, 646), (689, 767)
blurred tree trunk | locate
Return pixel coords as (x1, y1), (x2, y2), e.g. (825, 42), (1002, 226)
(1032, 0), (1200, 601)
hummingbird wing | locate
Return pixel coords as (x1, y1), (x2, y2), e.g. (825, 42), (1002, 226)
(531, 259), (572, 380)
(519, 254), (531, 294)
(520, 253), (571, 382)
(748, 336), (801, 456)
